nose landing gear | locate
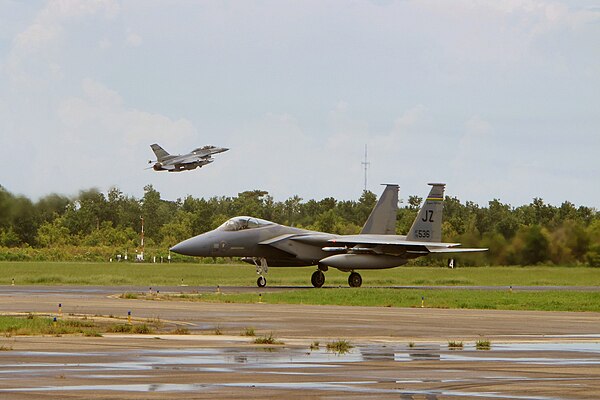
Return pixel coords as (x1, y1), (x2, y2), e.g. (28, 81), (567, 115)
(252, 258), (269, 287)
(257, 275), (266, 287)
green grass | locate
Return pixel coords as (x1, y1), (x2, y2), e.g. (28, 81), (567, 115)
(0, 315), (158, 336)
(167, 288), (600, 312)
(254, 332), (283, 345)
(448, 341), (464, 349)
(476, 339), (491, 350)
(1, 262), (600, 287)
(326, 339), (353, 354)
(0, 315), (100, 336)
(242, 327), (255, 336)
(2, 262), (600, 312)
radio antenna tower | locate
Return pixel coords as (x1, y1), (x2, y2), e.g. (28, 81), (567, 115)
(361, 144), (370, 192)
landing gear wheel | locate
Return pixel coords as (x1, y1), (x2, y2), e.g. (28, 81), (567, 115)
(348, 272), (362, 288)
(311, 270), (325, 288)
(447, 258), (456, 269)
(257, 276), (266, 287)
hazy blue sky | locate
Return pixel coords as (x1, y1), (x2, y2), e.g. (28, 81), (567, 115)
(1, 0), (599, 208)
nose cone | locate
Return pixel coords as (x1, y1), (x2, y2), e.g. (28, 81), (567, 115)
(170, 233), (212, 256)
(216, 147), (229, 154)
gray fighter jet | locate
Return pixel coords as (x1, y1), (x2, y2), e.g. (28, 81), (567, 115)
(148, 143), (229, 172)
(170, 184), (486, 287)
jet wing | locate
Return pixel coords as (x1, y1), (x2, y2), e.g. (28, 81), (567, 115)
(260, 233), (337, 247)
(175, 154), (207, 163)
(259, 233), (337, 258)
(258, 234), (301, 247)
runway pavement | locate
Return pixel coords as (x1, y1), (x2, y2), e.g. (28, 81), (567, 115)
(1, 285), (599, 399)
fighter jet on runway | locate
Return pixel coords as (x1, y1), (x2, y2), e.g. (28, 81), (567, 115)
(148, 143), (229, 172)
(171, 184), (487, 287)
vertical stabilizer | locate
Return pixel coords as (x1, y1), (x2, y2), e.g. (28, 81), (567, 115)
(406, 183), (445, 242)
(150, 144), (170, 161)
(360, 184), (399, 235)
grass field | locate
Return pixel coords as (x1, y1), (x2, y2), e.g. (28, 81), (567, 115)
(0, 314), (166, 336)
(159, 288), (600, 312)
(1, 261), (599, 287)
(2, 262), (599, 312)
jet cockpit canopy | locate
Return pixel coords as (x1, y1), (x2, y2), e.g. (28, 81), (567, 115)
(192, 145), (216, 153)
(218, 216), (274, 232)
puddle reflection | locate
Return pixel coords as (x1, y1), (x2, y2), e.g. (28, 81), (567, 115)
(1, 342), (599, 395)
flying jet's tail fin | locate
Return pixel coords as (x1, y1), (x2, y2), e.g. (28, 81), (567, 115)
(150, 144), (170, 161)
(406, 183), (445, 242)
(360, 184), (399, 235)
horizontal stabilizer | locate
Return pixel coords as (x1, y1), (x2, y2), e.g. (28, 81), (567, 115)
(426, 247), (488, 253)
(330, 235), (460, 248)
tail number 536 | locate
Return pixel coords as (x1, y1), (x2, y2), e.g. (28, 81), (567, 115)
(415, 230), (431, 239)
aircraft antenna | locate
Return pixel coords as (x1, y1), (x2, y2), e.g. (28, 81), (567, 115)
(361, 144), (370, 192)
(139, 216), (144, 262)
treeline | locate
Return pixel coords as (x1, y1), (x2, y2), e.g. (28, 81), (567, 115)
(0, 184), (599, 266)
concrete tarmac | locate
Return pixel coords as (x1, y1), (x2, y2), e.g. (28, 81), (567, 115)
(1, 285), (599, 399)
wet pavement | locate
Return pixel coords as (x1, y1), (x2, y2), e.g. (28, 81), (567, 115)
(0, 338), (599, 399)
(0, 285), (599, 398)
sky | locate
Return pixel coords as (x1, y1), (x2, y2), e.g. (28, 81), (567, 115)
(1, 0), (599, 208)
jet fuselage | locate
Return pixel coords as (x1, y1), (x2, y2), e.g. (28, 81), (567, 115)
(170, 217), (336, 267)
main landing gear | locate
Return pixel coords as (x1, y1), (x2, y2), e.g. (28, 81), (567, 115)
(348, 271), (362, 288)
(309, 268), (362, 288)
(311, 270), (325, 288)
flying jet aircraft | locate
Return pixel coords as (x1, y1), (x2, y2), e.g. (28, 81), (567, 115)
(170, 184), (486, 287)
(148, 143), (229, 172)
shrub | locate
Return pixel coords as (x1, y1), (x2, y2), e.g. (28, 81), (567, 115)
(326, 339), (352, 354)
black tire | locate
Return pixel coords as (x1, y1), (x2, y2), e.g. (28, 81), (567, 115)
(257, 276), (266, 287)
(348, 272), (362, 288)
(448, 258), (456, 269)
(311, 270), (325, 288)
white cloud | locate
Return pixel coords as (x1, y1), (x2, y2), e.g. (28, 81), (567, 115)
(451, 116), (495, 173)
(413, 0), (600, 77)
(98, 38), (111, 50)
(126, 31), (142, 47)
(6, 0), (120, 84)
(391, 105), (427, 135)
(13, 22), (61, 53)
(58, 78), (194, 147)
(1, 0), (598, 207)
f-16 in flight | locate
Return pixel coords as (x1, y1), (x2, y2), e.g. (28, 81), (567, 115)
(170, 184), (487, 287)
(148, 143), (229, 172)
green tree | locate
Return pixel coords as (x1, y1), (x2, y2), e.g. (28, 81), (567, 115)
(159, 211), (194, 247)
(140, 185), (176, 242)
(521, 225), (550, 265)
(37, 217), (71, 247)
(0, 227), (20, 247)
